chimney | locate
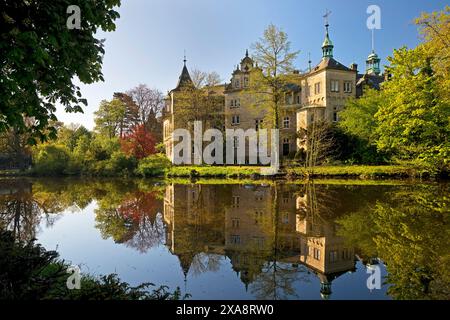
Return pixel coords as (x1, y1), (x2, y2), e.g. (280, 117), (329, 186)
(350, 63), (358, 71)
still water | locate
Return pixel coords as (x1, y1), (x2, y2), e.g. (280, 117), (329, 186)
(0, 178), (448, 300)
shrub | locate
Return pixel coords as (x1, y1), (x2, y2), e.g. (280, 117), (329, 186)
(32, 144), (70, 176)
(136, 154), (171, 177)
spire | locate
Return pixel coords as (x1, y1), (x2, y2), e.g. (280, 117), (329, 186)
(245, 49), (249, 57)
(366, 30), (381, 75)
(174, 54), (194, 90)
(321, 10), (334, 59)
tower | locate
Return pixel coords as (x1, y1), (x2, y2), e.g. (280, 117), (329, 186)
(365, 28), (381, 75)
(322, 10), (334, 59)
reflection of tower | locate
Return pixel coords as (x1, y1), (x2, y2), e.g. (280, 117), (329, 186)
(295, 187), (356, 299)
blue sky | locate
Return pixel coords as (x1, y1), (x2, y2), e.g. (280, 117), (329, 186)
(56, 0), (448, 129)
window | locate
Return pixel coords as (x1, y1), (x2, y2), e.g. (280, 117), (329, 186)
(231, 115), (240, 125)
(331, 80), (339, 92)
(330, 251), (339, 262)
(333, 112), (338, 122)
(282, 212), (289, 224)
(307, 85), (312, 97)
(230, 235), (241, 244)
(283, 117), (290, 129)
(230, 99), (240, 108)
(255, 119), (263, 130)
(244, 77), (249, 87)
(310, 114), (314, 123)
(344, 81), (352, 93)
(235, 80), (240, 88)
(296, 95), (300, 104)
(283, 138), (290, 156)
(254, 211), (264, 224)
(231, 218), (240, 228)
(233, 136), (239, 148)
(285, 95), (293, 105)
(313, 248), (321, 260)
(232, 196), (240, 207)
(314, 82), (321, 94)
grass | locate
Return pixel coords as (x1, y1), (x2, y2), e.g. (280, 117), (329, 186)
(286, 165), (430, 179)
(166, 164), (431, 179)
(166, 165), (263, 178)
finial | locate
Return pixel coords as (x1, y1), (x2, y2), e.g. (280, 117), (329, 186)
(245, 49), (249, 57)
(323, 9), (331, 32)
(308, 52), (312, 72)
(183, 49), (187, 66)
(371, 29), (375, 53)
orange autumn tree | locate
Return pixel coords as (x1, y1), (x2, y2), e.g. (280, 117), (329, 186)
(120, 124), (156, 159)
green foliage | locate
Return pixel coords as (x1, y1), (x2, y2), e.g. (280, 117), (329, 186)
(0, 0), (121, 142)
(32, 144), (71, 176)
(0, 230), (186, 300)
(375, 46), (450, 162)
(337, 185), (450, 299)
(136, 154), (171, 177)
(94, 99), (127, 138)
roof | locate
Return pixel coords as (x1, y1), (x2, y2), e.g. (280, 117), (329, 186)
(310, 57), (354, 73)
(356, 73), (384, 90)
(172, 64), (194, 91)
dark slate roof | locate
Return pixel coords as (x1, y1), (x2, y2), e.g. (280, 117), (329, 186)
(311, 57), (353, 73)
(173, 64), (194, 91)
(356, 73), (384, 90)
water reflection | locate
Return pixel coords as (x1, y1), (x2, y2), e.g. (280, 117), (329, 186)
(0, 178), (448, 300)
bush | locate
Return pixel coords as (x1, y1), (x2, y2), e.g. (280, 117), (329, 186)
(32, 144), (71, 176)
(106, 151), (137, 175)
(0, 231), (187, 300)
(136, 154), (171, 177)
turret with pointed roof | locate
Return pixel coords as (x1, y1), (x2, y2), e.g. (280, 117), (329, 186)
(173, 56), (194, 91)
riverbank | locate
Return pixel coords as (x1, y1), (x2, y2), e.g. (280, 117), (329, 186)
(1, 164), (442, 180)
(166, 165), (435, 180)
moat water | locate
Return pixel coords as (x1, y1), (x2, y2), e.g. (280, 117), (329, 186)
(1, 178), (448, 300)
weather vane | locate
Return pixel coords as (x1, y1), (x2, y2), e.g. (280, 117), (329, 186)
(323, 9), (332, 27)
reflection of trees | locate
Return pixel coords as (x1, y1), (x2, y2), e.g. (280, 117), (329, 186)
(248, 183), (307, 300)
(337, 184), (450, 299)
(95, 190), (164, 253)
(0, 183), (41, 242)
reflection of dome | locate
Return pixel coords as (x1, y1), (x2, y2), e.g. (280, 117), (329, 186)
(320, 293), (331, 300)
(320, 281), (332, 298)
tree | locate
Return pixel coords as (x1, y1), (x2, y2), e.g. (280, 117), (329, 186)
(94, 99), (126, 138)
(251, 24), (300, 129)
(0, 0), (121, 142)
(375, 45), (450, 171)
(190, 69), (222, 88)
(120, 124), (156, 159)
(298, 116), (334, 174)
(113, 92), (140, 137)
(338, 88), (387, 163)
(126, 84), (164, 125)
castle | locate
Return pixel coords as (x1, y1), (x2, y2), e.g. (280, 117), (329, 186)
(163, 20), (385, 163)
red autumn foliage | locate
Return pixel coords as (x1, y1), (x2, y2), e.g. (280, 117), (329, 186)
(120, 124), (156, 159)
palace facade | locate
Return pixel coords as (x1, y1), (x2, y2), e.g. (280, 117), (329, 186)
(163, 22), (385, 163)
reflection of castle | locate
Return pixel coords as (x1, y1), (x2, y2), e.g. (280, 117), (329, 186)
(295, 193), (356, 299)
(163, 183), (355, 298)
